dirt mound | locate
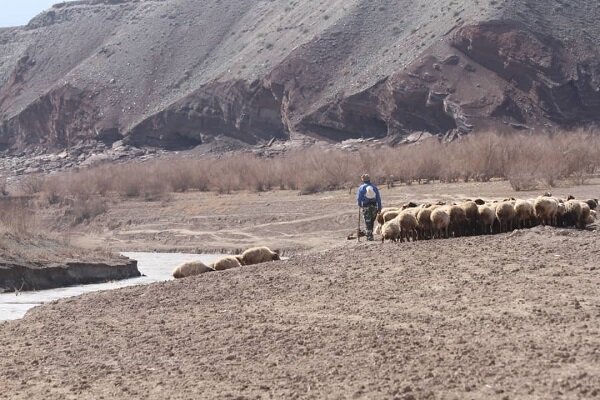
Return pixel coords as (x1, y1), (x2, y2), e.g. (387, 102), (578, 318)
(1, 230), (599, 398)
(1, 0), (600, 152)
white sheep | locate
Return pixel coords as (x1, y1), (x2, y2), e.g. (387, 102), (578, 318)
(240, 246), (280, 266)
(556, 201), (566, 227)
(514, 200), (535, 229)
(534, 196), (558, 226)
(381, 220), (401, 243)
(495, 201), (516, 232)
(477, 204), (495, 234)
(212, 256), (243, 271)
(416, 207), (434, 240)
(376, 207), (400, 225)
(589, 209), (597, 223)
(579, 202), (591, 229)
(172, 260), (214, 279)
(430, 206), (450, 239)
(393, 211), (419, 242)
(445, 204), (467, 237)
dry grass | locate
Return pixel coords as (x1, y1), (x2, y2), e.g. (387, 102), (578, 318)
(35, 131), (600, 199)
(0, 196), (36, 235)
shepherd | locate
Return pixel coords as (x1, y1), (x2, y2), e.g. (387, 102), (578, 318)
(356, 174), (382, 241)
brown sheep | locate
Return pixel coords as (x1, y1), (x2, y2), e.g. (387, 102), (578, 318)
(172, 261), (214, 279)
(460, 201), (479, 235)
(212, 256), (243, 271)
(585, 199), (598, 211)
(563, 200), (582, 227)
(240, 246), (280, 266)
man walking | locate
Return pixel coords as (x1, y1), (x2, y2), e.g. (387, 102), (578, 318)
(356, 174), (382, 241)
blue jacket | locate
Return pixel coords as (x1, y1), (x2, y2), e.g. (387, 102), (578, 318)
(357, 182), (382, 210)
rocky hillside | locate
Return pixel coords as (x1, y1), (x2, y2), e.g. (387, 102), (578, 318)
(0, 0), (599, 152)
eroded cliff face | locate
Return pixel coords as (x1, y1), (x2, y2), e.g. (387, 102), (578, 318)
(0, 0), (599, 153)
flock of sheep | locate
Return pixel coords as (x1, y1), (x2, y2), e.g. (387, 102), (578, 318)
(377, 194), (599, 243)
(172, 246), (280, 278)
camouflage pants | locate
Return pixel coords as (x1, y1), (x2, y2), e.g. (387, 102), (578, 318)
(362, 204), (378, 237)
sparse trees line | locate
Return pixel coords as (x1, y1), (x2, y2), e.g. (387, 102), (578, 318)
(17, 131), (600, 203)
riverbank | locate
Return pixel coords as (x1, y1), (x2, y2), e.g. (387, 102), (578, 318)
(0, 227), (598, 399)
(0, 232), (140, 293)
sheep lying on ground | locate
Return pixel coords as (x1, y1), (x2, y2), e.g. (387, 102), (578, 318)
(240, 246), (280, 266)
(173, 261), (214, 279)
(212, 256), (243, 271)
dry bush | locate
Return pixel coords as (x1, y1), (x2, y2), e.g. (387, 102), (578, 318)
(0, 176), (8, 196)
(64, 198), (108, 226)
(0, 197), (35, 235)
(20, 174), (45, 195)
(39, 130), (600, 197)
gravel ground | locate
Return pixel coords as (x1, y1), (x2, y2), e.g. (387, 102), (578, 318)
(0, 226), (599, 399)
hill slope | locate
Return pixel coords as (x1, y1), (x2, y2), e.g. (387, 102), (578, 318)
(0, 0), (599, 152)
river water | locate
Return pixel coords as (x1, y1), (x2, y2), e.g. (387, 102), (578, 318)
(0, 252), (222, 321)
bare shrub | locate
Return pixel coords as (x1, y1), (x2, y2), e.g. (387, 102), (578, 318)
(0, 176), (8, 196)
(39, 130), (600, 197)
(20, 174), (45, 195)
(65, 198), (108, 226)
(0, 197), (35, 235)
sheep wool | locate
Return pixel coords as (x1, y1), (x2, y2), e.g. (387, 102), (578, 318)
(381, 220), (401, 243)
(241, 246), (280, 266)
(173, 261), (214, 279)
(212, 256), (243, 271)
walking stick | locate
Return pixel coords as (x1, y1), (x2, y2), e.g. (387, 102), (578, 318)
(357, 207), (362, 242)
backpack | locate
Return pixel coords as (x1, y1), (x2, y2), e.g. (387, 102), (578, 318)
(365, 185), (376, 200)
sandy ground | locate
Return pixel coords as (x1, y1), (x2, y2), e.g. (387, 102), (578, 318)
(0, 180), (599, 399)
(0, 226), (599, 399)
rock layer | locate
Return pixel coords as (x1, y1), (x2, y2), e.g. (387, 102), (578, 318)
(0, 0), (599, 152)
